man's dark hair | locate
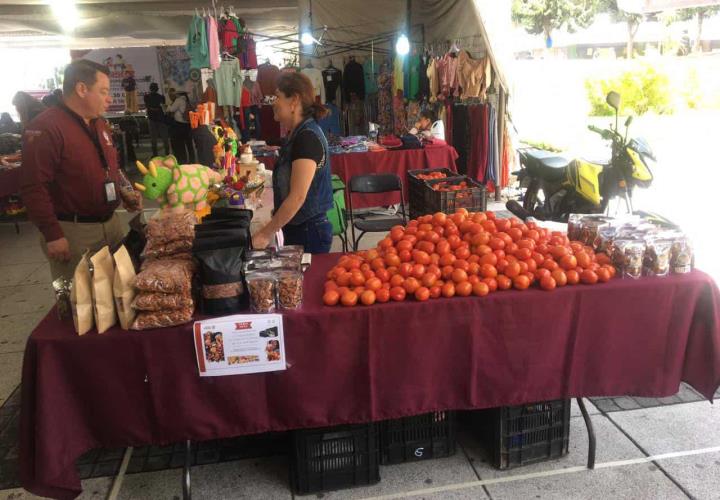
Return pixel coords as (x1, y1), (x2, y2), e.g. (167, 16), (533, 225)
(63, 60), (110, 96)
(420, 109), (436, 122)
(149, 83), (159, 92)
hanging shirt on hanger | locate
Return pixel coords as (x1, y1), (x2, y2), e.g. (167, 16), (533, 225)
(318, 102), (342, 137)
(407, 53), (421, 100)
(429, 57), (441, 101)
(322, 67), (342, 104)
(207, 16), (220, 70)
(441, 53), (459, 97)
(363, 58), (378, 94)
(221, 18), (240, 54)
(457, 50), (491, 98)
(245, 36), (258, 69)
(186, 14), (209, 69)
(215, 58), (242, 107)
(257, 63), (281, 97)
(418, 54), (429, 100)
(393, 56), (405, 95)
(343, 58), (365, 101)
(301, 67), (326, 104)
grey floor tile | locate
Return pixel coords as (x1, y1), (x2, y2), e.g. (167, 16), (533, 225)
(0, 477), (110, 500)
(0, 284), (53, 317)
(462, 414), (644, 480)
(0, 245), (47, 266)
(0, 264), (44, 289)
(18, 265), (51, 287)
(0, 311), (45, 354)
(317, 450), (478, 499)
(652, 450), (720, 500)
(484, 462), (685, 500)
(570, 398), (600, 418)
(609, 401), (720, 455)
(613, 397), (641, 411)
(0, 354), (23, 407)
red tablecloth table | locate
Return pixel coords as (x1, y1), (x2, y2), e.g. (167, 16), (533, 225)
(20, 254), (720, 499)
(263, 145), (459, 209)
(0, 167), (20, 198)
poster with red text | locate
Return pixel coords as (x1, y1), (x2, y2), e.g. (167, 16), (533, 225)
(193, 314), (286, 377)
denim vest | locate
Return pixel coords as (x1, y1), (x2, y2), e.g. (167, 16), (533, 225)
(273, 118), (333, 226)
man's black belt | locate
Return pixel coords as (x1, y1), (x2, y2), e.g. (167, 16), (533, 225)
(57, 213), (114, 223)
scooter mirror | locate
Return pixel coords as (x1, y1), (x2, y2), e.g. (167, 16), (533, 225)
(606, 91), (621, 111)
(625, 115), (633, 127)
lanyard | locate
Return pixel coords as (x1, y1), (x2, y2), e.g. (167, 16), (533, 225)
(59, 104), (110, 175)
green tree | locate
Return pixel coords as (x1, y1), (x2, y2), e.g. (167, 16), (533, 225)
(512, 0), (600, 46)
(677, 6), (720, 52)
(598, 0), (644, 58)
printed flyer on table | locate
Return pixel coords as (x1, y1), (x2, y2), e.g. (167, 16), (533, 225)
(193, 314), (286, 377)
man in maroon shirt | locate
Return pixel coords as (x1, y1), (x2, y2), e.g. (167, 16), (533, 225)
(20, 59), (141, 280)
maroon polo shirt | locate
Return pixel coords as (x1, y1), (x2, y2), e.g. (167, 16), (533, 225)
(19, 104), (120, 242)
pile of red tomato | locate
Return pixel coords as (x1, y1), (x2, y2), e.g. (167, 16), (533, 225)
(322, 209), (617, 307)
(416, 172), (448, 180)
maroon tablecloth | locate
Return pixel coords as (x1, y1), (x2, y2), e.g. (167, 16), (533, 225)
(263, 146), (459, 209)
(20, 254), (720, 499)
(0, 167), (20, 198)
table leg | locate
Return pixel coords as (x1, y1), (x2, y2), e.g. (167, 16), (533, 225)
(183, 440), (192, 500)
(576, 397), (596, 469)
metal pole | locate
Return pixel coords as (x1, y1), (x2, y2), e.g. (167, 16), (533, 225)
(496, 86), (506, 202)
(576, 398), (597, 469)
(183, 439), (192, 500)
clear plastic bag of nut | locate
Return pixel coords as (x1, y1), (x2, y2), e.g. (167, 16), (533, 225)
(671, 236), (693, 274)
(593, 225), (618, 255)
(277, 269), (303, 310)
(246, 271), (277, 313)
(276, 246), (304, 271)
(643, 237), (672, 277)
(623, 241), (645, 279)
(567, 214), (584, 242)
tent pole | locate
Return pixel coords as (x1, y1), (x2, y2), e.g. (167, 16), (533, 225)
(496, 85), (506, 202)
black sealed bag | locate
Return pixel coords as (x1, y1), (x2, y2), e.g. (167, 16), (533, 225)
(196, 246), (246, 315)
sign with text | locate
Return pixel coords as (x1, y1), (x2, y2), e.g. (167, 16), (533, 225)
(193, 314), (286, 377)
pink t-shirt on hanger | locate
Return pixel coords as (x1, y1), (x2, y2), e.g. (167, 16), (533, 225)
(207, 16), (220, 70)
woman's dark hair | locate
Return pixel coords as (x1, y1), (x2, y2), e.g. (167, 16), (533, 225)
(420, 109), (436, 122)
(12, 91), (46, 125)
(149, 83), (159, 92)
(276, 72), (329, 121)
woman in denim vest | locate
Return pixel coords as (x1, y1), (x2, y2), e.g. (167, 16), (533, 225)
(252, 73), (334, 253)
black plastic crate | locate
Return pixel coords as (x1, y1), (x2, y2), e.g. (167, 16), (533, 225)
(380, 411), (456, 465)
(422, 176), (487, 215)
(407, 168), (462, 216)
(472, 399), (570, 469)
(290, 423), (380, 494)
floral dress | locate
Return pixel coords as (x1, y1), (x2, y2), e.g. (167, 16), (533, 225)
(393, 90), (407, 136)
(376, 69), (394, 135)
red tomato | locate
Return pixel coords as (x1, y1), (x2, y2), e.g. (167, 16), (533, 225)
(436, 240), (451, 255)
(479, 252), (498, 266)
(560, 255), (578, 271)
(504, 261), (521, 278)
(452, 268), (469, 283)
(576, 252), (592, 269)
(455, 281), (472, 297)
(497, 275), (512, 290)
(375, 268), (390, 283)
(455, 246), (471, 260)
(467, 262), (481, 276)
(432, 212), (447, 226)
(439, 253), (457, 267)
(480, 263), (498, 279)
(540, 275), (557, 291)
(365, 277), (382, 291)
(375, 288), (390, 303)
(413, 250), (431, 265)
(566, 269), (580, 285)
(542, 259), (559, 272)
(403, 277), (421, 294)
(515, 247), (532, 261)
(414, 286), (431, 301)
(421, 273), (438, 288)
(349, 273), (365, 286)
(360, 290), (376, 305)
(482, 277), (498, 292)
(411, 264), (426, 279)
(398, 263), (413, 278)
(513, 275), (531, 290)
(551, 269), (568, 287)
(389, 286), (407, 301)
(389, 274), (405, 287)
(489, 237), (506, 251)
(536, 268), (551, 280)
(340, 291), (358, 306)
(472, 281), (490, 297)
(323, 290), (340, 306)
(441, 282), (456, 298)
(453, 259), (470, 271)
(429, 285), (442, 299)
(581, 270), (598, 284)
(396, 239), (413, 252)
(596, 267), (611, 283)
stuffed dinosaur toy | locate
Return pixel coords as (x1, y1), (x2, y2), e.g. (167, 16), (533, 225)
(134, 156), (223, 216)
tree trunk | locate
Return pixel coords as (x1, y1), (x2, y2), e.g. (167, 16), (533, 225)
(695, 12), (704, 53)
(626, 20), (635, 59)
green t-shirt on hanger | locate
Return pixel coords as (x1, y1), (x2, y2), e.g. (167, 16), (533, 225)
(408, 54), (421, 100)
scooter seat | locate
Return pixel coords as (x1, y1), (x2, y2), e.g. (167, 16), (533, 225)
(523, 149), (570, 182)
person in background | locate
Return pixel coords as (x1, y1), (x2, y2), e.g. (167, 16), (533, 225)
(0, 113), (20, 134)
(121, 70), (138, 113)
(409, 109), (445, 141)
(251, 72), (333, 253)
(167, 88), (195, 164)
(41, 89), (63, 108)
(118, 111), (139, 163)
(12, 92), (46, 129)
(144, 82), (169, 157)
(19, 59), (142, 281)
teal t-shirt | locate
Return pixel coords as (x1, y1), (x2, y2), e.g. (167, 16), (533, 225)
(363, 59), (378, 94)
(186, 15), (209, 69)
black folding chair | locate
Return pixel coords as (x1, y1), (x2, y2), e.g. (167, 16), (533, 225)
(348, 173), (408, 251)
